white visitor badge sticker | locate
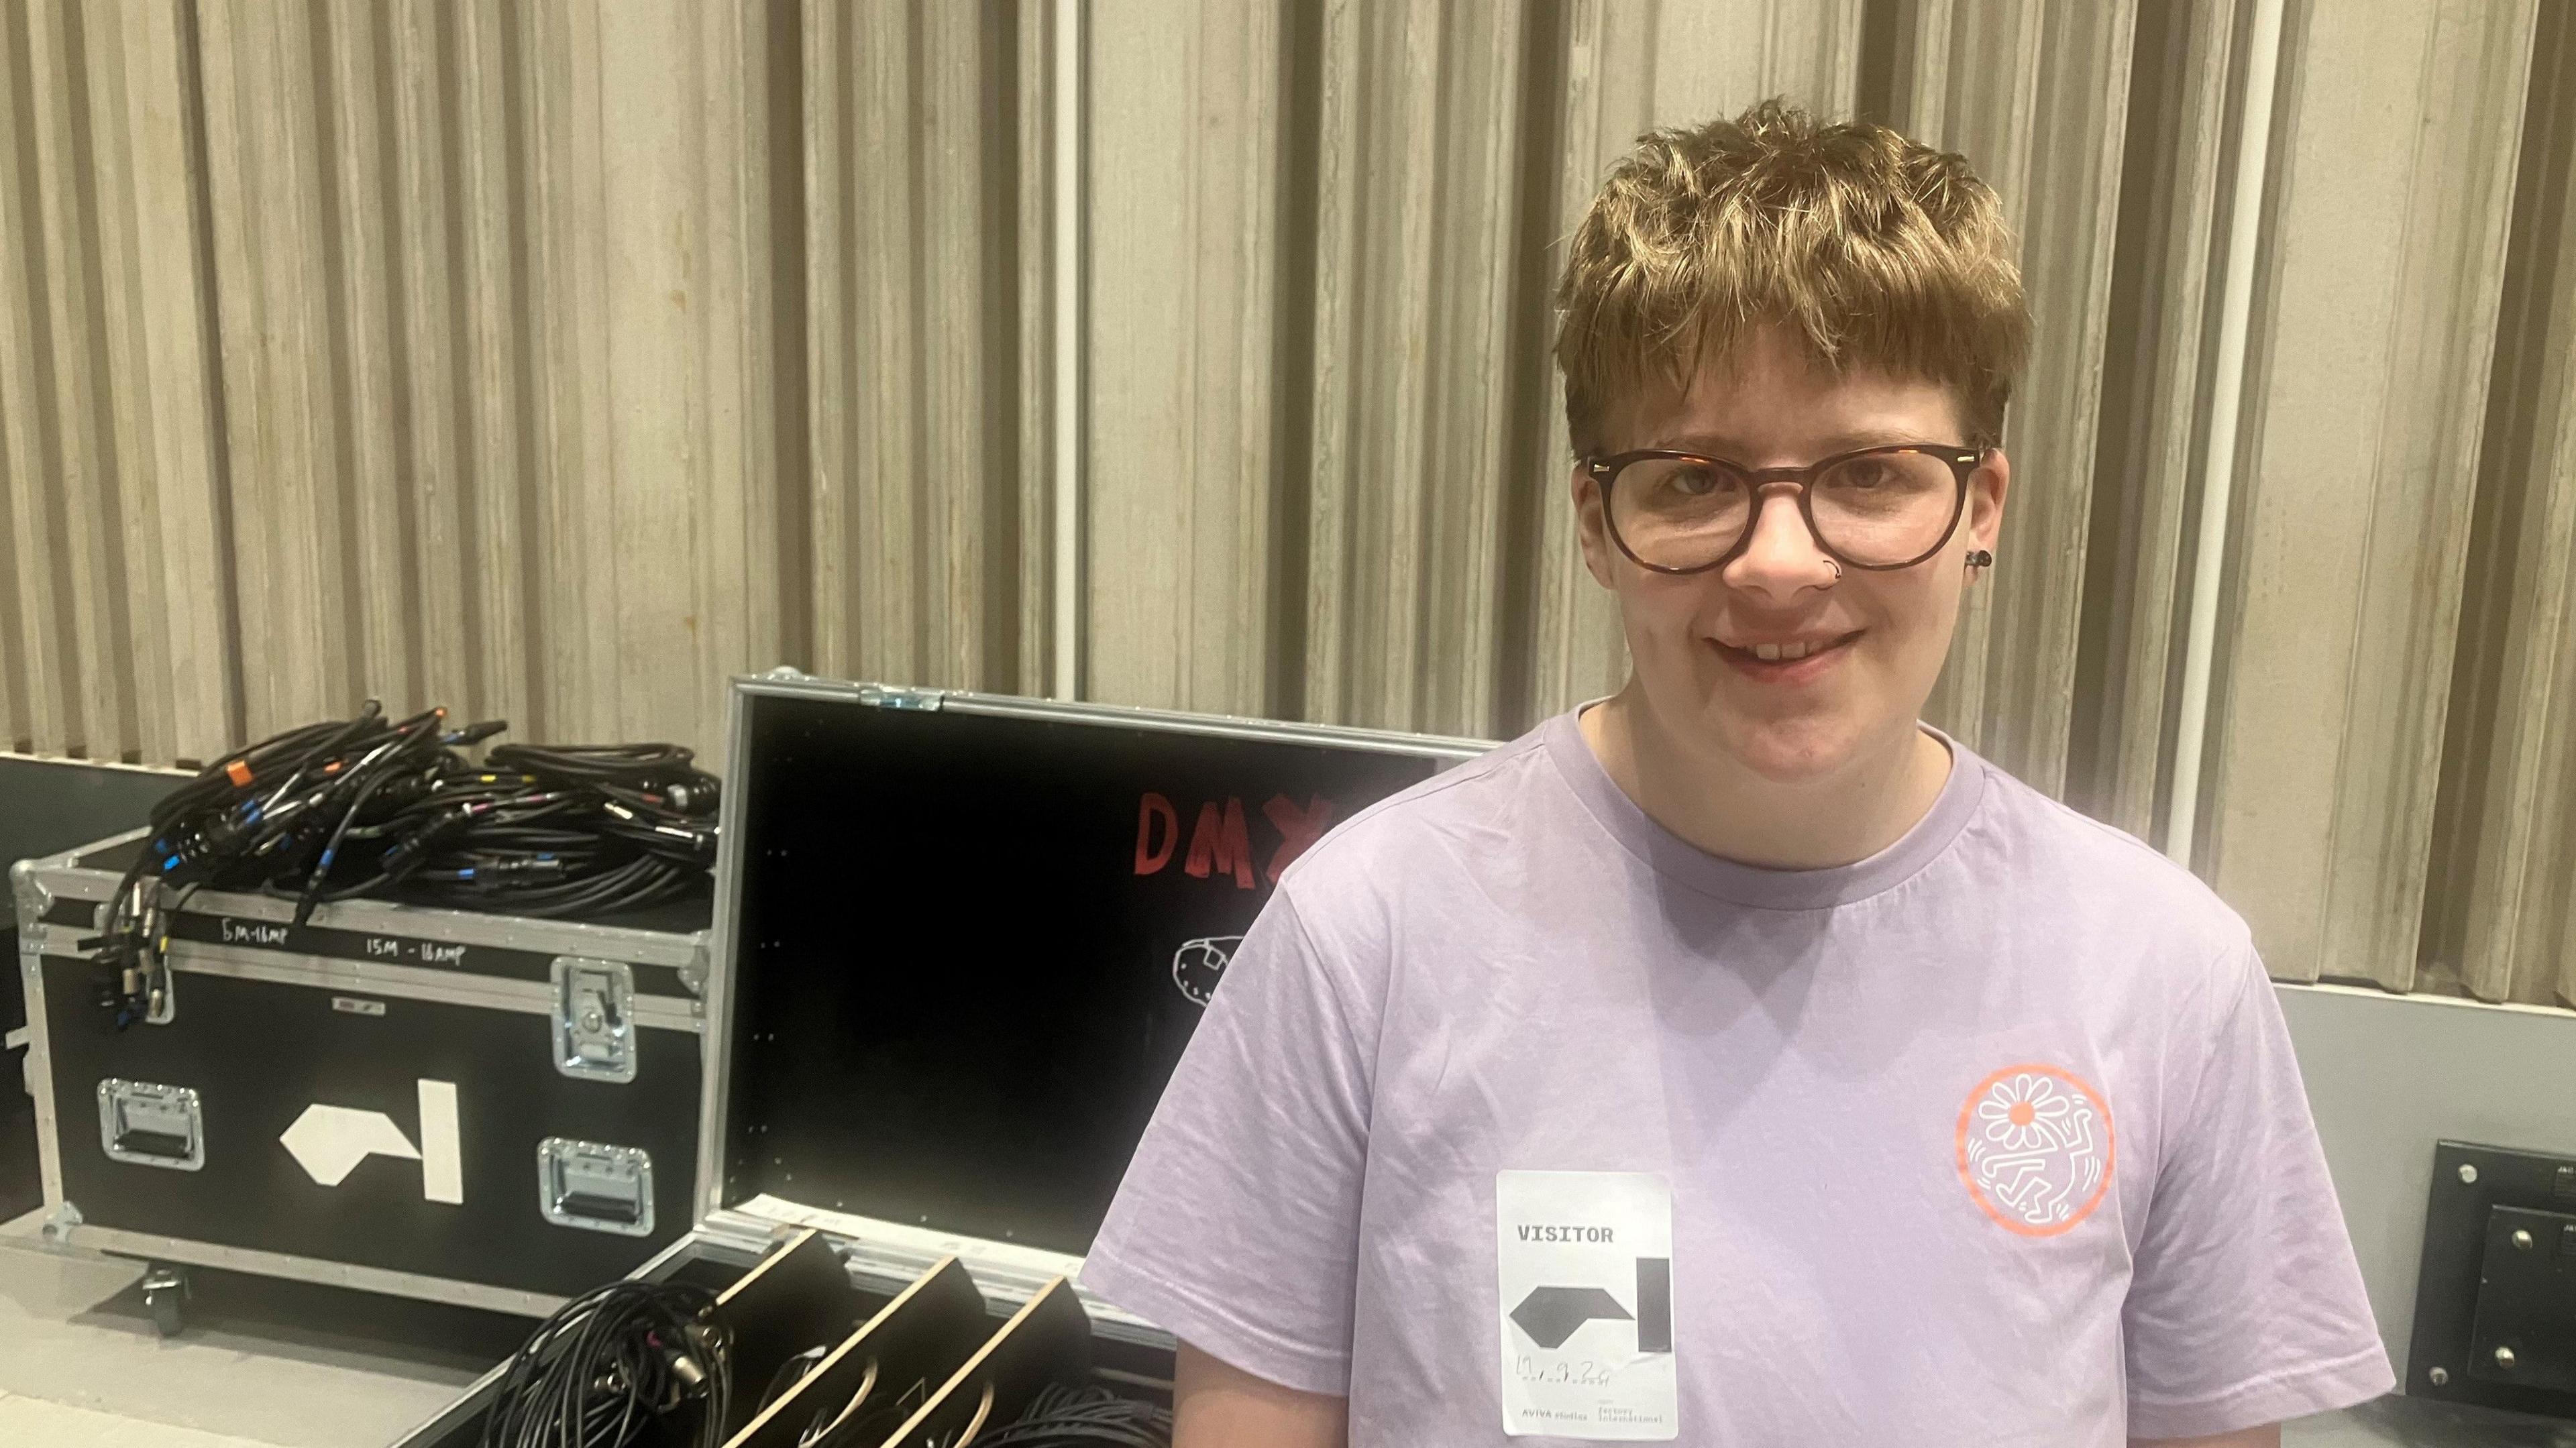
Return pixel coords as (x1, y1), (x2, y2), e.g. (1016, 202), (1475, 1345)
(1495, 1169), (1677, 1440)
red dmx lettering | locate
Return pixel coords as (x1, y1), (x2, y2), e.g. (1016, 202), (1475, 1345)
(1133, 793), (1338, 889)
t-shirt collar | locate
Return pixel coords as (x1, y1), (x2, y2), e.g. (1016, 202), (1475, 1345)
(1540, 707), (1988, 910)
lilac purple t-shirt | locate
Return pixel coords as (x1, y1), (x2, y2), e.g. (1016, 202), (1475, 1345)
(1081, 712), (2392, 1443)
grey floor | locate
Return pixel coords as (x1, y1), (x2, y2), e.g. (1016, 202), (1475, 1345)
(0, 1210), (488, 1447)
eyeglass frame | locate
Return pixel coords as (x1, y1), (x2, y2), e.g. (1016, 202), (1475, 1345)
(1580, 442), (1994, 575)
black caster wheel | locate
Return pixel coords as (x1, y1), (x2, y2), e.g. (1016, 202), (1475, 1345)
(141, 1264), (189, 1338)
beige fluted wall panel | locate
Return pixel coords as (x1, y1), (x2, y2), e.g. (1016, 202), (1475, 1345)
(2460, 216), (2576, 1009)
(184, 0), (790, 757)
(1899, 0), (2135, 800)
(807, 0), (1039, 698)
(2064, 0), (2241, 842)
(1015, 0), (1059, 700)
(525, 0), (790, 753)
(1633, 0), (1860, 129)
(0, 2), (66, 754)
(195, 0), (368, 732)
(2204, 0), (2537, 989)
(101, 0), (238, 766)
(6, 0), (139, 763)
(0, 0), (231, 765)
(1300, 0), (1530, 736)
(1083, 0), (1283, 717)
(2422, 1), (2576, 1007)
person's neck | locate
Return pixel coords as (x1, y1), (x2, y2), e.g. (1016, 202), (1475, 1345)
(1578, 686), (1953, 871)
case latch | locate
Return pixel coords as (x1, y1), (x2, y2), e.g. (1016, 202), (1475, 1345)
(97, 1079), (205, 1171)
(855, 683), (943, 711)
(550, 958), (636, 1082)
(537, 1138), (655, 1236)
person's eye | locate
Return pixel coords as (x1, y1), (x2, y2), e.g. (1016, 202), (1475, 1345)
(1666, 465), (1719, 497)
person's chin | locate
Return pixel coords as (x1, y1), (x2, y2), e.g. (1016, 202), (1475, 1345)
(1703, 704), (1870, 785)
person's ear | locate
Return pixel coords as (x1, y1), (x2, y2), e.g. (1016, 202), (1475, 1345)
(1968, 447), (2009, 560)
(1572, 461), (1619, 590)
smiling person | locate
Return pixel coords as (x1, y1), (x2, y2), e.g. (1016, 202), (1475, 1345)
(1079, 101), (2392, 1447)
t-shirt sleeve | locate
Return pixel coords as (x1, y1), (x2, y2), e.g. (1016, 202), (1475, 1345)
(2121, 942), (2395, 1438)
(1079, 885), (1371, 1396)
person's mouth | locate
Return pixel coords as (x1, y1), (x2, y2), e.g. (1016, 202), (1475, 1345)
(1711, 629), (1864, 681)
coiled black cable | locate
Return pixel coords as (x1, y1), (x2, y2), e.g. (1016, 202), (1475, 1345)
(85, 702), (720, 1026)
(480, 1279), (733, 1448)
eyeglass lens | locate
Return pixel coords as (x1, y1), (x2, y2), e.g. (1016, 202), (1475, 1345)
(1607, 451), (1960, 569)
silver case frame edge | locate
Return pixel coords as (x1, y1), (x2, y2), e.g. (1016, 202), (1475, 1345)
(63, 1225), (566, 1317)
(15, 857), (69, 1227)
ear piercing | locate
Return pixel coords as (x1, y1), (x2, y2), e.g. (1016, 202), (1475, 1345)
(1966, 549), (1994, 569)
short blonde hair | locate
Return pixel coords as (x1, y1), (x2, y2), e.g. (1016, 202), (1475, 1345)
(1556, 99), (2029, 454)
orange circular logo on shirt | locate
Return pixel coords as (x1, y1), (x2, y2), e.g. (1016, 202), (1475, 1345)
(1955, 1064), (2114, 1237)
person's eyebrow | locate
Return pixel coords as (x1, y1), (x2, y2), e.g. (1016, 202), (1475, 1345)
(1644, 426), (1929, 456)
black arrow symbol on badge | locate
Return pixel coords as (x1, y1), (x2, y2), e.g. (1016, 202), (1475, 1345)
(1509, 1286), (1632, 1350)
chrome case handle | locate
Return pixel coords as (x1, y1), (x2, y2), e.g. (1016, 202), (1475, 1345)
(97, 1079), (205, 1171)
(537, 1137), (655, 1236)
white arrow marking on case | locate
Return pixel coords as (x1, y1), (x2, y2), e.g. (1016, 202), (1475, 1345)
(280, 1105), (420, 1186)
(278, 1079), (464, 1203)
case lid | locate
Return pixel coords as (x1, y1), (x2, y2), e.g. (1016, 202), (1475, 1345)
(698, 675), (1487, 1323)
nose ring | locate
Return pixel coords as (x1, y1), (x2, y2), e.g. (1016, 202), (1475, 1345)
(1823, 557), (1844, 584)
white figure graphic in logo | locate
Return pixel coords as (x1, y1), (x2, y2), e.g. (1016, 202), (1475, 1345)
(1171, 936), (1242, 1006)
(1962, 1069), (2106, 1232)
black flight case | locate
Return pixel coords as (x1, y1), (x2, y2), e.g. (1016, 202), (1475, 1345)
(13, 819), (712, 1331)
(392, 671), (1488, 1446)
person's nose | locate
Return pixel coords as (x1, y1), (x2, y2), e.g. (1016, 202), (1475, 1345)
(1721, 486), (1839, 602)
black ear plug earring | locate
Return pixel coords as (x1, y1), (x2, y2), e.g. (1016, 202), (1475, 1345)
(1966, 549), (1994, 569)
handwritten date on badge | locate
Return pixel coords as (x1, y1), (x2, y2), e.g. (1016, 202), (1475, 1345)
(1514, 1357), (1615, 1387)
